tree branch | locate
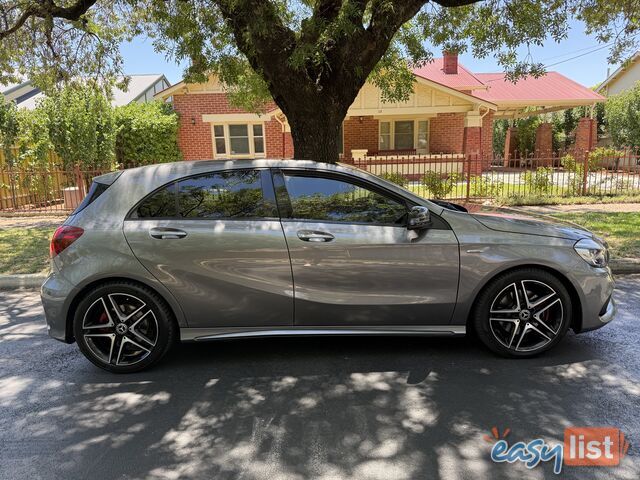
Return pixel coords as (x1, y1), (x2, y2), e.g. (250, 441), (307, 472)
(431, 0), (481, 6)
(356, 0), (427, 75)
(213, 0), (296, 78)
(0, 0), (98, 39)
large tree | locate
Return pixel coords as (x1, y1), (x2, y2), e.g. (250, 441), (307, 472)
(1, 1), (638, 163)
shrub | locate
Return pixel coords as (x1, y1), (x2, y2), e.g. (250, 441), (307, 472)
(0, 96), (19, 165)
(522, 167), (554, 195)
(421, 171), (461, 198)
(378, 171), (408, 187)
(42, 85), (117, 170)
(605, 82), (640, 148)
(515, 115), (541, 154)
(469, 176), (504, 198)
(16, 108), (52, 166)
(561, 154), (584, 195)
(588, 147), (623, 170)
(115, 101), (182, 166)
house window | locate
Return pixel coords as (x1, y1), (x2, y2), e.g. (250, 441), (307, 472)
(378, 120), (429, 151)
(379, 122), (391, 150)
(394, 121), (414, 149)
(213, 125), (226, 154)
(229, 124), (250, 154)
(417, 120), (429, 151)
(212, 123), (265, 158)
(253, 125), (264, 153)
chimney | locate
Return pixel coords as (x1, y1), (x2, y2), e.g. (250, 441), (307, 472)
(443, 51), (458, 75)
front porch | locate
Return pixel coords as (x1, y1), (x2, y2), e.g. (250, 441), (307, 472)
(341, 110), (493, 175)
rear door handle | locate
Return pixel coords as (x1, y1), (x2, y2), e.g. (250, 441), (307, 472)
(149, 227), (187, 240)
(297, 230), (335, 242)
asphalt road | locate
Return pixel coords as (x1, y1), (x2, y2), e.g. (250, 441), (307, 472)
(1, 277), (639, 480)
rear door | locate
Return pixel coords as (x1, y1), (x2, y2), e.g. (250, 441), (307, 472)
(123, 168), (293, 328)
(274, 169), (460, 326)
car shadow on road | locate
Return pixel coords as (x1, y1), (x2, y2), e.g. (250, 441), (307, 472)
(1, 281), (639, 479)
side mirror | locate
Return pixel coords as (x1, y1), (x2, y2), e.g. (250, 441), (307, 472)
(407, 206), (431, 230)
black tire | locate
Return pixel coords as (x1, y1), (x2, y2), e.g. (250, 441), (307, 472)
(473, 268), (572, 358)
(73, 281), (176, 373)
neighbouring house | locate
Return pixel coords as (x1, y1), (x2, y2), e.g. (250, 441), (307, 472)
(156, 52), (603, 174)
(1, 74), (171, 109)
(596, 51), (640, 97)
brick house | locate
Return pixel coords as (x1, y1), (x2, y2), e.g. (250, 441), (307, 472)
(156, 52), (603, 173)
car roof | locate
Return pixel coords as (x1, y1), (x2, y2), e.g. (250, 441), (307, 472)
(122, 159), (350, 175)
(104, 159), (365, 187)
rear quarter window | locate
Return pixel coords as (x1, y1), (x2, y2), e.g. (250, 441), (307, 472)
(72, 181), (111, 215)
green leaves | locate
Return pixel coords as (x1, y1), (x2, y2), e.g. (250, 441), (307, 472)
(1, 85), (181, 168)
(605, 81), (640, 149)
(2, 0), (639, 163)
(0, 97), (19, 165)
(114, 101), (182, 165)
(41, 85), (117, 169)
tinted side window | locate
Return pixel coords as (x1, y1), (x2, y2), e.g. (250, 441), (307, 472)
(177, 170), (276, 219)
(283, 174), (407, 224)
(137, 183), (177, 218)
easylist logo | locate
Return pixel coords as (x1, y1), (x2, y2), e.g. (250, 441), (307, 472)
(564, 427), (630, 467)
(487, 426), (631, 474)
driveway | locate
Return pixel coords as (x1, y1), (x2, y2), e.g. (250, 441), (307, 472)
(1, 277), (638, 480)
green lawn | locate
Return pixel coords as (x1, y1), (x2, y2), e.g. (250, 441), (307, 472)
(0, 227), (54, 274)
(408, 183), (571, 200)
(549, 212), (640, 259)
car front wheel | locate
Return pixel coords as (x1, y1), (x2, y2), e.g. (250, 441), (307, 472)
(73, 281), (176, 373)
(473, 268), (572, 357)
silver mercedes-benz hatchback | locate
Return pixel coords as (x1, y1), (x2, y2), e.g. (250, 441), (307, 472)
(41, 160), (616, 372)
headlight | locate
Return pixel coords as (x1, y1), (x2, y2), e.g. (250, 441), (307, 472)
(574, 238), (609, 267)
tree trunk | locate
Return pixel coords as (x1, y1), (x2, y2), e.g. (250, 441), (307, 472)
(286, 107), (344, 163)
(272, 82), (356, 164)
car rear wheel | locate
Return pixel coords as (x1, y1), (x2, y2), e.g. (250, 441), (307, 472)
(73, 281), (176, 373)
(473, 268), (572, 357)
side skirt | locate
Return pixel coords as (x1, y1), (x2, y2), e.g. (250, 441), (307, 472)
(181, 325), (466, 342)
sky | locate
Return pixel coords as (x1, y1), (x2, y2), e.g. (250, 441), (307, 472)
(120, 19), (624, 89)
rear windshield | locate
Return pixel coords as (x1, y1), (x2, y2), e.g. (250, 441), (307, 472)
(72, 181), (110, 215)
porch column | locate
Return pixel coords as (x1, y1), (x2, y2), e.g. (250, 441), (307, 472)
(503, 127), (517, 166)
(464, 112), (483, 175)
(343, 115), (379, 159)
(535, 122), (553, 165)
(573, 117), (596, 159)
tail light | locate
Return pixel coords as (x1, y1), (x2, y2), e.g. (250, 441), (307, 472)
(50, 226), (84, 257)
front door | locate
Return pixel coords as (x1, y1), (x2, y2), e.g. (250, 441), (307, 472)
(123, 168), (293, 328)
(274, 169), (460, 326)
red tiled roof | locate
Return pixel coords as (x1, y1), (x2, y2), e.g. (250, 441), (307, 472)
(413, 58), (485, 89)
(412, 58), (603, 105)
(472, 72), (604, 103)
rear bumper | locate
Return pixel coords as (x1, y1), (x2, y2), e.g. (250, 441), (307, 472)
(40, 271), (75, 343)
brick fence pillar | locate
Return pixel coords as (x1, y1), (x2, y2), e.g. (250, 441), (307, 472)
(463, 126), (482, 175)
(503, 126), (517, 166)
(573, 117), (596, 159)
(535, 122), (553, 166)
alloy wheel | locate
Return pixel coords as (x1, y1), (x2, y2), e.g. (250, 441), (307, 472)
(488, 280), (564, 353)
(81, 293), (159, 366)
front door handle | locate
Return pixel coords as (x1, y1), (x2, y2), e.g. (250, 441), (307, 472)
(297, 230), (335, 242)
(149, 227), (188, 240)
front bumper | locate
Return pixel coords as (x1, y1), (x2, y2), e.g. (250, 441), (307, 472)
(575, 267), (616, 333)
(580, 294), (617, 333)
(40, 271), (76, 343)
